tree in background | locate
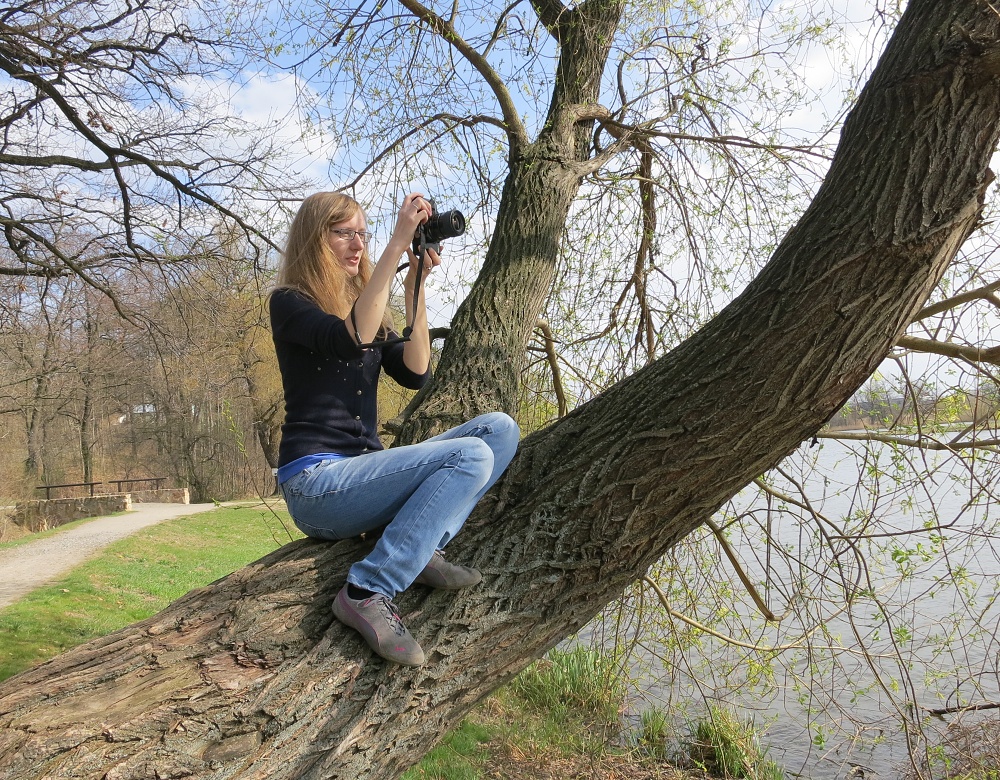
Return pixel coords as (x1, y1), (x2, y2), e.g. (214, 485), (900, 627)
(0, 0), (295, 296)
(0, 0), (306, 499)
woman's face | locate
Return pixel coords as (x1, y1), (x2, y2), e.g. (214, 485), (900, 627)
(325, 211), (369, 278)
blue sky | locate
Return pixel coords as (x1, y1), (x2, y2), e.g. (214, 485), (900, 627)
(204, 1), (898, 325)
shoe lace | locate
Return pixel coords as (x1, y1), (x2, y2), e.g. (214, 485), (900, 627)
(376, 596), (407, 636)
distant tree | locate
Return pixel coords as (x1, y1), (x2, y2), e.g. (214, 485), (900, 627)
(0, 277), (75, 485)
(0, 0), (310, 497)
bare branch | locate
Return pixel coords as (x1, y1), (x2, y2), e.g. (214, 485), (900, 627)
(912, 279), (1000, 319)
(896, 334), (1000, 365)
(533, 319), (567, 417)
(816, 429), (1000, 451)
(396, 0), (529, 152)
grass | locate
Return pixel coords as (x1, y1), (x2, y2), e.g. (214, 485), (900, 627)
(400, 720), (493, 780)
(638, 706), (672, 759)
(0, 504), (297, 680)
(684, 706), (785, 780)
(508, 644), (627, 722)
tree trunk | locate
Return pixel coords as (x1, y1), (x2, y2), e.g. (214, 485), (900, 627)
(2, 2), (1000, 779)
(397, 0), (625, 441)
(80, 391), (94, 485)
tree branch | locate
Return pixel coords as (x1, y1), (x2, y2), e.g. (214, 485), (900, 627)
(395, 0), (529, 153)
(896, 334), (1000, 365)
(641, 576), (876, 657)
(816, 430), (1000, 450)
(533, 319), (567, 417)
(0, 51), (280, 256)
(0, 153), (188, 171)
(912, 279), (1000, 320)
(921, 700), (1000, 716)
(529, 0), (567, 42)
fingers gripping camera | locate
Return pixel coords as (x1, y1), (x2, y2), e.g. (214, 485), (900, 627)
(413, 199), (465, 258)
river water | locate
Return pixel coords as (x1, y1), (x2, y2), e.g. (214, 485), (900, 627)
(593, 436), (1000, 779)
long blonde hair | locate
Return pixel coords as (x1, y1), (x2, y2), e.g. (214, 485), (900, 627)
(275, 192), (392, 330)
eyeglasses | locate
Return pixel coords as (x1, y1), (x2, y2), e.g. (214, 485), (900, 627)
(328, 227), (372, 244)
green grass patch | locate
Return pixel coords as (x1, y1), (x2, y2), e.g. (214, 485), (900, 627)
(493, 645), (629, 761)
(400, 720), (493, 780)
(684, 706), (784, 780)
(0, 505), (298, 681)
(509, 645), (626, 722)
(398, 646), (631, 779)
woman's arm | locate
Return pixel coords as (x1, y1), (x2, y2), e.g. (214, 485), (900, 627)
(400, 245), (440, 374)
(351, 193), (429, 344)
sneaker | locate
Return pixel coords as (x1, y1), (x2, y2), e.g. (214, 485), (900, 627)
(332, 586), (425, 666)
(414, 550), (482, 590)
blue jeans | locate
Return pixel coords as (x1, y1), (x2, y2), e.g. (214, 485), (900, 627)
(281, 412), (520, 598)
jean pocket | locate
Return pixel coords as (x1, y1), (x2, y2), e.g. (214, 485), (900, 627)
(280, 464), (317, 497)
(290, 513), (345, 541)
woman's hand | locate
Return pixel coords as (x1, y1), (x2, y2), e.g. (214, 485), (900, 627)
(404, 245), (440, 290)
(353, 193), (431, 345)
(391, 193), (431, 245)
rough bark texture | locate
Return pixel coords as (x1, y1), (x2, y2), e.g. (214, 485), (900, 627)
(397, 0), (625, 442)
(2, 2), (1000, 779)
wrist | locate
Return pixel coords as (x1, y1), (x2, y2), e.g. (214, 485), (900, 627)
(387, 229), (414, 254)
(403, 266), (427, 288)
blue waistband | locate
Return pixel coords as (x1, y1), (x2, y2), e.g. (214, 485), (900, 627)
(277, 453), (347, 484)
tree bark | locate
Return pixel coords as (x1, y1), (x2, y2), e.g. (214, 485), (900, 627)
(397, 0), (625, 441)
(2, 2), (1000, 779)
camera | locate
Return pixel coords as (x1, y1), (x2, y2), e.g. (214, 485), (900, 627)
(413, 199), (465, 257)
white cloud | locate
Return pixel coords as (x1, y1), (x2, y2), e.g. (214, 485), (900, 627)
(174, 69), (339, 188)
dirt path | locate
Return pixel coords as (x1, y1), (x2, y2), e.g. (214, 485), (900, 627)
(0, 503), (218, 609)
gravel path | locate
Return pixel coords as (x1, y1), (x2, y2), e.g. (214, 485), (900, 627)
(0, 503), (218, 609)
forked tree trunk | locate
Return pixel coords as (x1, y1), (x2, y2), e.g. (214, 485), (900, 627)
(396, 0), (626, 442)
(2, 2), (1000, 779)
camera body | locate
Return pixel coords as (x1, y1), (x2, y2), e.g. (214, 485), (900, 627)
(413, 199), (465, 257)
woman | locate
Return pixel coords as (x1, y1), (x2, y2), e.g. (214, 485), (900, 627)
(269, 191), (519, 666)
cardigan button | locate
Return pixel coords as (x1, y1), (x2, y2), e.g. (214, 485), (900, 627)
(356, 390), (362, 396)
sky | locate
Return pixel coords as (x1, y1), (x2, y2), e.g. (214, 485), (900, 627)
(200, 0), (900, 328)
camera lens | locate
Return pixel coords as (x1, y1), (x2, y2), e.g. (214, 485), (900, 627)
(424, 209), (466, 243)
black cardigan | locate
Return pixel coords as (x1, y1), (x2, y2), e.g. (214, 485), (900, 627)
(269, 288), (430, 465)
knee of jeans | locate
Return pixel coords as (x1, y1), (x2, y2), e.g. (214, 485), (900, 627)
(491, 413), (520, 454)
(499, 412), (520, 441)
(477, 411), (519, 441)
(457, 437), (495, 475)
